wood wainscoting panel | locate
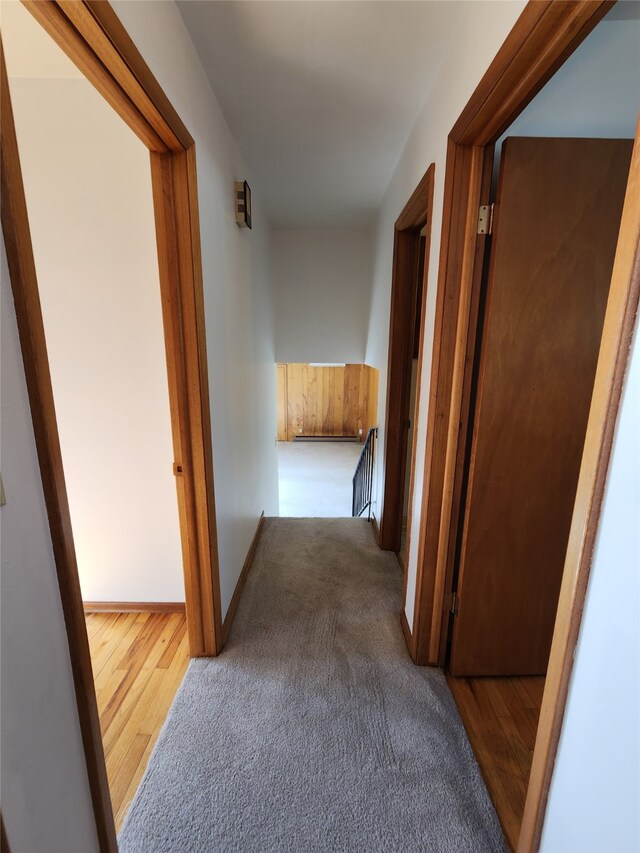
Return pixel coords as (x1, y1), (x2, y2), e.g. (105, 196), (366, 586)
(280, 363), (378, 441)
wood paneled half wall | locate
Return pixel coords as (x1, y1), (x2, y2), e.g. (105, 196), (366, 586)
(277, 363), (378, 442)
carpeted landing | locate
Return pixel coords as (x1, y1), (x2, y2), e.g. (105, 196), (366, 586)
(119, 518), (506, 852)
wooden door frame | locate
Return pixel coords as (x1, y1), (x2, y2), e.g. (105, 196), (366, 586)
(404, 1), (639, 850)
(1, 2), (224, 849)
(378, 165), (434, 563)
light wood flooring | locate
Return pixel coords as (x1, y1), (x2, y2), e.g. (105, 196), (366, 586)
(446, 675), (545, 852)
(87, 610), (541, 843)
(85, 611), (190, 831)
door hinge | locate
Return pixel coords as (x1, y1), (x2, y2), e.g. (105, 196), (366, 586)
(447, 592), (458, 616)
(477, 203), (495, 235)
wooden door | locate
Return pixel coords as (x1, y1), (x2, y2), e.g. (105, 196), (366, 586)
(450, 137), (632, 676)
(276, 363), (287, 441)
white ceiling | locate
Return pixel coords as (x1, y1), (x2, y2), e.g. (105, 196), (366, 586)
(177, 1), (461, 227)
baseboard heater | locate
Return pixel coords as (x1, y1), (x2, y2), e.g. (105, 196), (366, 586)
(294, 435), (359, 442)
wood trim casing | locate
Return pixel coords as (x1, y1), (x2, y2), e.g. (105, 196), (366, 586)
(413, 143), (490, 666)
(395, 166), (435, 231)
(1, 42), (117, 853)
(221, 513), (266, 644)
(76, 0), (193, 147)
(410, 140), (490, 665)
(149, 149), (221, 657)
(15, 0), (222, 658)
(379, 165), (434, 557)
(451, 1), (616, 147)
(435, 144), (494, 665)
(22, 0), (192, 153)
(83, 602), (187, 613)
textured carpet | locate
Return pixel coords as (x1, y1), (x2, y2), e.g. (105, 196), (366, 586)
(119, 518), (506, 852)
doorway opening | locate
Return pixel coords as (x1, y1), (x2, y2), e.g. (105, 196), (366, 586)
(2, 2), (193, 831)
(447, 133), (632, 849)
(1, 2), (223, 847)
(378, 166), (434, 583)
(398, 224), (427, 569)
(275, 362), (378, 517)
(409, 7), (638, 850)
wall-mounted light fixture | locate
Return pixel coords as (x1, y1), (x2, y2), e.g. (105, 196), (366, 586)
(235, 180), (252, 229)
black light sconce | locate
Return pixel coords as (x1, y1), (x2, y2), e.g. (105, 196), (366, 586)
(235, 180), (252, 229)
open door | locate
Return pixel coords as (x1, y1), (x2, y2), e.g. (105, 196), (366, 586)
(449, 137), (633, 676)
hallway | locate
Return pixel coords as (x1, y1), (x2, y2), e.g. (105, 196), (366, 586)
(4, 4), (638, 852)
(277, 441), (362, 517)
(119, 519), (505, 852)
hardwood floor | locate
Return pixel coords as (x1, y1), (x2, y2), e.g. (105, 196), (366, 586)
(446, 675), (545, 852)
(87, 610), (539, 842)
(85, 611), (190, 831)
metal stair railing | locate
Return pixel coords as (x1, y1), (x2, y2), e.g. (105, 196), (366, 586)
(352, 427), (377, 520)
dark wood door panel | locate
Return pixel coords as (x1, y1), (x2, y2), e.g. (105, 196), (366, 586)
(450, 137), (632, 676)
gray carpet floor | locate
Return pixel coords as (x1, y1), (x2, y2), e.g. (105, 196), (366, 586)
(119, 518), (506, 852)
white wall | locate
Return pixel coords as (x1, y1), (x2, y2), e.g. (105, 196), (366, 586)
(8, 74), (184, 603)
(111, 0), (279, 617)
(272, 227), (372, 363)
(540, 322), (640, 851)
(1, 237), (99, 852)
